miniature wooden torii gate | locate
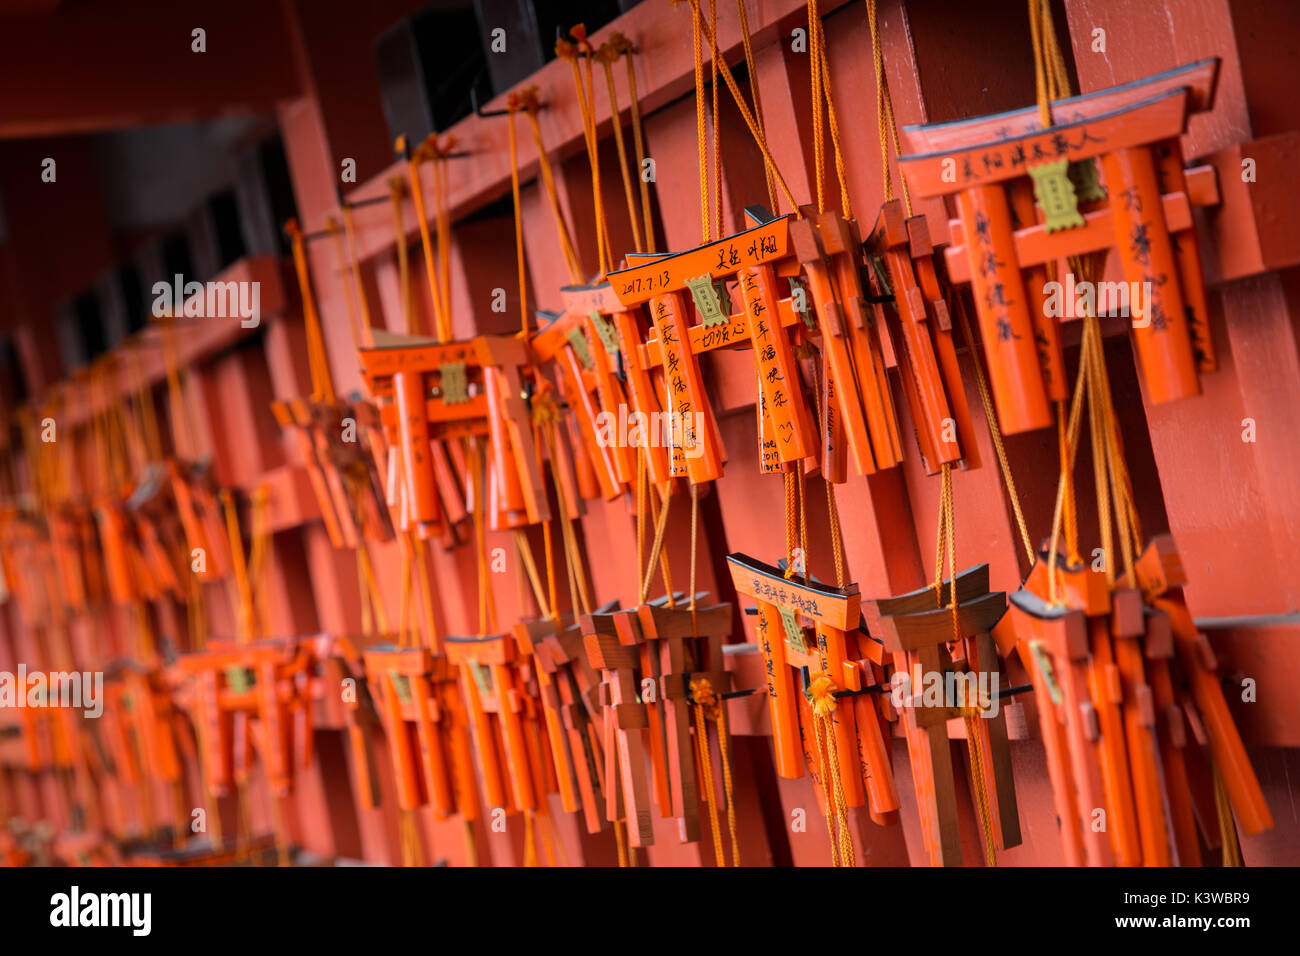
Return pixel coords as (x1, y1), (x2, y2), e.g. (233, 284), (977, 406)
(514, 614), (608, 835)
(607, 203), (984, 484)
(725, 554), (899, 834)
(607, 211), (812, 481)
(530, 288), (636, 503)
(581, 592), (733, 849)
(174, 636), (314, 802)
(898, 60), (1222, 430)
(1007, 534), (1273, 866)
(862, 566), (1019, 867)
(443, 631), (558, 822)
(358, 329), (549, 536)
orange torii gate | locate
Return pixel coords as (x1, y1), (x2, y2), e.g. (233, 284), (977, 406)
(530, 292), (635, 503)
(514, 614), (609, 835)
(357, 330), (549, 537)
(580, 593), (733, 849)
(442, 631), (558, 822)
(862, 567), (1019, 867)
(897, 60), (1222, 431)
(361, 642), (479, 823)
(725, 554), (899, 831)
(1006, 534), (1273, 866)
(174, 636), (315, 802)
(607, 211), (814, 481)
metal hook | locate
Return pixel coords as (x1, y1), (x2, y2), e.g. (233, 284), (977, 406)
(470, 87), (512, 118)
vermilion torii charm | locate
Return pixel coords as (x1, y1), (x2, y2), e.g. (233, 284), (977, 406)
(862, 567), (1019, 867)
(608, 212), (815, 481)
(726, 554), (899, 829)
(358, 330), (549, 535)
(898, 60), (1222, 427)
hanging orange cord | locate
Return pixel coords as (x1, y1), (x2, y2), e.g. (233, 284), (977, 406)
(808, 674), (856, 866)
(340, 201), (375, 343)
(221, 489), (255, 643)
(325, 216), (363, 353)
(679, 0), (801, 215)
(286, 219), (337, 403)
(864, 0), (912, 216)
(127, 346), (163, 466)
(709, 0), (722, 239)
(400, 134), (452, 343)
(596, 36), (644, 254)
(619, 36), (657, 251)
(328, 203), (390, 622)
(735, 0), (777, 213)
(687, 485), (741, 866)
(515, 88), (585, 284)
(504, 94), (531, 338)
(557, 26), (614, 276)
(388, 176), (417, 334)
(433, 141), (454, 330)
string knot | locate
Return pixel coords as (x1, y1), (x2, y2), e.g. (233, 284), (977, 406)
(607, 32), (634, 56)
(529, 382), (560, 426)
(689, 676), (720, 720)
(569, 23), (592, 52)
(554, 37), (579, 61)
(517, 86), (541, 113)
(594, 41), (620, 66)
(809, 675), (838, 718)
(432, 135), (457, 159)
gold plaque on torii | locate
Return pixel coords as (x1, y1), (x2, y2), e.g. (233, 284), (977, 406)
(1028, 157), (1085, 232)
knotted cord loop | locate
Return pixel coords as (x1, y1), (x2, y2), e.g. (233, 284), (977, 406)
(690, 675), (740, 866)
(807, 674), (855, 866)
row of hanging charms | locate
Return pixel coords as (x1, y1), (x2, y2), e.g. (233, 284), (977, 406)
(5, 0), (1259, 872)
(503, 59), (634, 857)
(623, 0), (1009, 867)
(255, 108), (604, 867)
(489, 25), (733, 864)
(846, 0), (1022, 869)
(558, 17), (748, 864)
(353, 134), (524, 865)
(896, 0), (1268, 868)
(503, 0), (995, 866)
(348, 108), (620, 865)
(0, 300), (281, 859)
